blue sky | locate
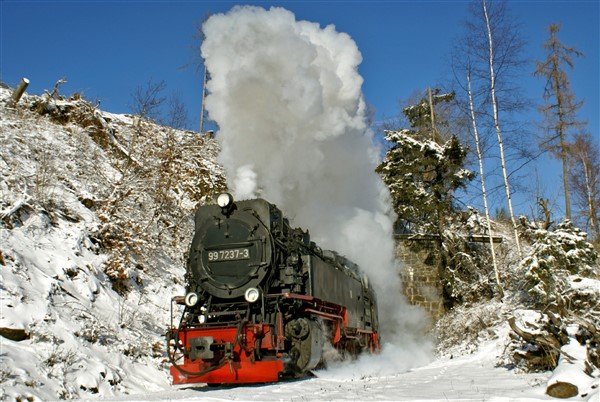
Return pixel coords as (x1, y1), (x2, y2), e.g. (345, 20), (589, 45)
(1, 0), (598, 218)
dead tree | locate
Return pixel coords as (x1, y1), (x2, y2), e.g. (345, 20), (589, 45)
(7, 78), (29, 107)
(534, 23), (584, 222)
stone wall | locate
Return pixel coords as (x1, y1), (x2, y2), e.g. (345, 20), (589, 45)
(395, 235), (445, 322)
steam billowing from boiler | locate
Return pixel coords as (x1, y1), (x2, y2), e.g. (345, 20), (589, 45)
(201, 6), (431, 374)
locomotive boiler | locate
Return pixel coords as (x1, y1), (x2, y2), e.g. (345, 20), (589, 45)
(167, 193), (380, 385)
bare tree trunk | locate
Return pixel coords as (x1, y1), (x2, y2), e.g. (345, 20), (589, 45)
(556, 87), (572, 221)
(427, 86), (437, 142)
(482, 0), (522, 257)
(580, 156), (599, 240)
(7, 78), (30, 107)
(199, 65), (207, 134)
(468, 71), (503, 298)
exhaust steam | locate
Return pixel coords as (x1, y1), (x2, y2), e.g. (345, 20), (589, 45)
(201, 5), (432, 376)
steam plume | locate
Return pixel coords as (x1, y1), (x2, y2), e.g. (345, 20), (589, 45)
(201, 6), (432, 374)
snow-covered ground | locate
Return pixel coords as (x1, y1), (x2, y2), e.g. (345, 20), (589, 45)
(1, 87), (186, 400)
(96, 335), (593, 402)
(1, 87), (598, 401)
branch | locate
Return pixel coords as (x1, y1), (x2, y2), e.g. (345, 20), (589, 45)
(0, 198), (32, 221)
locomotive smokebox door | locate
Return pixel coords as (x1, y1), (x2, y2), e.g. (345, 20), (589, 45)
(188, 197), (274, 299)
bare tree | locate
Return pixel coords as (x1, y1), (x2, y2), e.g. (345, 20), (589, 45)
(481, 0), (523, 256)
(534, 23), (584, 221)
(454, 0), (527, 256)
(527, 168), (559, 229)
(569, 131), (600, 243)
(467, 69), (503, 297)
(164, 92), (189, 130)
(129, 78), (166, 121)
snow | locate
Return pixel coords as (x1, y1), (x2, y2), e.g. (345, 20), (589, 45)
(95, 336), (555, 401)
(1, 87), (186, 400)
(546, 325), (596, 396)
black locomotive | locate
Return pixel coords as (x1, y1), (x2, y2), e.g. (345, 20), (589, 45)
(167, 193), (380, 385)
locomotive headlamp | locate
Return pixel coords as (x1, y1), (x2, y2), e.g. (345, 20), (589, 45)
(184, 292), (199, 307)
(244, 287), (260, 303)
(216, 193), (236, 217)
(216, 193), (234, 209)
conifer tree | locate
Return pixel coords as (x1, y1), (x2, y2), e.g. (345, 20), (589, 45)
(534, 23), (584, 221)
(376, 90), (475, 234)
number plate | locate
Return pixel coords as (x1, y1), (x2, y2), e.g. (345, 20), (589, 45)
(207, 248), (250, 262)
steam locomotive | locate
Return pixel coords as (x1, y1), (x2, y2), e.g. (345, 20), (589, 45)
(167, 193), (380, 385)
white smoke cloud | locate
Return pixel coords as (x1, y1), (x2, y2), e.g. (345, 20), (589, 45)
(202, 5), (432, 371)
(233, 164), (258, 199)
